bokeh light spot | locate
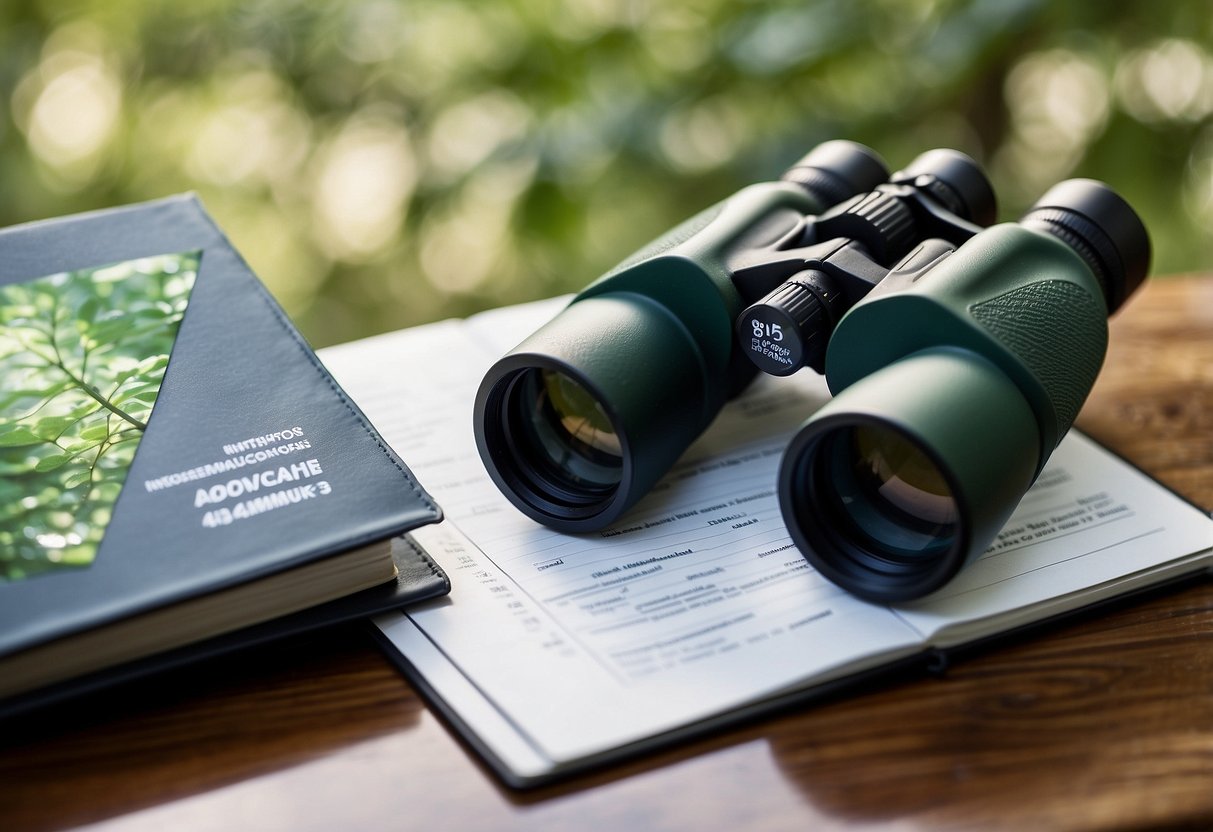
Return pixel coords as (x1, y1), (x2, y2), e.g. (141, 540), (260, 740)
(311, 114), (416, 261)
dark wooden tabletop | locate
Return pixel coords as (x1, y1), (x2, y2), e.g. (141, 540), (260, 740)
(2, 276), (1211, 832)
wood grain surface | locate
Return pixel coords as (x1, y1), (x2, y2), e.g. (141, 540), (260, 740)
(1, 276), (1210, 832)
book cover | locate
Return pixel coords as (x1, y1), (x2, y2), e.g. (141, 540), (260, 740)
(0, 195), (446, 706)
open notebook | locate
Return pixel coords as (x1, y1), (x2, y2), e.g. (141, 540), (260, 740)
(319, 296), (1213, 788)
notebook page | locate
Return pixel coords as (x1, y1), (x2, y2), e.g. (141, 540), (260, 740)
(320, 302), (923, 767)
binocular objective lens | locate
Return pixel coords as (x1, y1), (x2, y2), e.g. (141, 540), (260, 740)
(828, 424), (958, 561)
(515, 369), (623, 496)
(849, 425), (957, 533)
(798, 422), (961, 576)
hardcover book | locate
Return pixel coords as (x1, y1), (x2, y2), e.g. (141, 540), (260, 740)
(0, 196), (447, 714)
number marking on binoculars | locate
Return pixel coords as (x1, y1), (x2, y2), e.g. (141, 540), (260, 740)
(751, 320), (783, 341)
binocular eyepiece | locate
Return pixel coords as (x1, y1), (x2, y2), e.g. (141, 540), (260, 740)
(474, 141), (1150, 602)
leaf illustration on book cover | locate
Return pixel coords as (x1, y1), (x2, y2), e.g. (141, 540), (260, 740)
(0, 251), (200, 582)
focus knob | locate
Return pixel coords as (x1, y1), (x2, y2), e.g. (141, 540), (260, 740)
(736, 271), (845, 376)
(818, 190), (918, 265)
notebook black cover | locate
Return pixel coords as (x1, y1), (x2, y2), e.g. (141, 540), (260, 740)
(0, 195), (447, 711)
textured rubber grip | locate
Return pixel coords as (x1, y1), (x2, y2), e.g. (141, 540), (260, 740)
(969, 279), (1107, 437)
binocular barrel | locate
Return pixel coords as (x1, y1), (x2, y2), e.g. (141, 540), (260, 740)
(475, 140), (893, 532)
(474, 141), (1150, 601)
(781, 178), (1150, 601)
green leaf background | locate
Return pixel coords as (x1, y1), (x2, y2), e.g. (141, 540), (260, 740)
(0, 2), (1210, 350)
(0, 252), (199, 582)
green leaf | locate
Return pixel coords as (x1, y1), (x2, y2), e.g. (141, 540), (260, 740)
(79, 423), (111, 441)
(135, 354), (170, 375)
(0, 426), (44, 447)
(112, 383), (158, 404)
(65, 404), (102, 423)
(110, 366), (141, 385)
(131, 306), (171, 320)
(32, 415), (80, 440)
(63, 470), (93, 489)
(0, 388), (62, 411)
(87, 317), (138, 345)
(76, 297), (100, 324)
(34, 453), (71, 472)
(62, 437), (102, 454)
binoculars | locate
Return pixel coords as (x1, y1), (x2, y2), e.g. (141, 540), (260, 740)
(473, 141), (1150, 602)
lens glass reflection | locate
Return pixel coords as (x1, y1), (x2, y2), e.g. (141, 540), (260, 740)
(514, 369), (622, 496)
(825, 423), (958, 562)
(852, 425), (956, 526)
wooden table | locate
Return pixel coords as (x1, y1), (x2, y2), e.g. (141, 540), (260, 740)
(3, 276), (1211, 832)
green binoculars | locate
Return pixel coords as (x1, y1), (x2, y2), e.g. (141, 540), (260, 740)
(473, 141), (1150, 602)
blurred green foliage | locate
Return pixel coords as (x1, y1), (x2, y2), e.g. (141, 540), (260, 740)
(0, 1), (1210, 347)
(0, 252), (197, 581)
